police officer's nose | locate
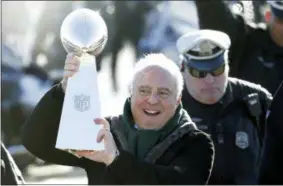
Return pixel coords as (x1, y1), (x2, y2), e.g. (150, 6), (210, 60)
(204, 73), (215, 84)
(147, 93), (159, 104)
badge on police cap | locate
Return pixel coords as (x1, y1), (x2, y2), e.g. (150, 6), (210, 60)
(198, 41), (215, 56)
(235, 131), (249, 149)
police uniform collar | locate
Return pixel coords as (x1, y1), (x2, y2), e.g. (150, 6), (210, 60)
(182, 82), (233, 108)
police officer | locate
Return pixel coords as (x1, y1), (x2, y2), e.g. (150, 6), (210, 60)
(1, 142), (25, 185)
(195, 0), (283, 95)
(258, 81), (283, 184)
(176, 29), (272, 184)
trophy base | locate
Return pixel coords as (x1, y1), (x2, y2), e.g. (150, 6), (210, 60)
(62, 149), (94, 158)
(66, 149), (81, 158)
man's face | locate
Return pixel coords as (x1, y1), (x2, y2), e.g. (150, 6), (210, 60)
(183, 65), (229, 105)
(131, 66), (181, 130)
(267, 12), (283, 47)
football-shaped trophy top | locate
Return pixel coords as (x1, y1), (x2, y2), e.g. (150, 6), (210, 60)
(60, 8), (108, 56)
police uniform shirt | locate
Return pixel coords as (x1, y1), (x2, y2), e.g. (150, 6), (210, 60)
(181, 80), (262, 184)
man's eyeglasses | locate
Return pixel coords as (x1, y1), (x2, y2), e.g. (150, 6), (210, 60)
(188, 64), (226, 78)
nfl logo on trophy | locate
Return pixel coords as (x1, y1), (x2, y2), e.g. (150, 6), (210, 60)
(74, 95), (90, 112)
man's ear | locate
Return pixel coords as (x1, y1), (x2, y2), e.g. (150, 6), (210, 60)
(265, 10), (272, 23)
(177, 95), (182, 105)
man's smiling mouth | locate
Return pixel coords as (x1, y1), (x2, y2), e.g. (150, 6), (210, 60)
(143, 109), (161, 116)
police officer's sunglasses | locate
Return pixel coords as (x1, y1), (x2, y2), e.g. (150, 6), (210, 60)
(188, 64), (226, 78)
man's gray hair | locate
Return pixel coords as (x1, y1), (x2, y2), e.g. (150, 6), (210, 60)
(129, 53), (184, 97)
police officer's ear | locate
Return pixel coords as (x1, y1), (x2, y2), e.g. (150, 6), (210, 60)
(179, 55), (185, 72)
(264, 9), (272, 23)
(180, 62), (185, 72)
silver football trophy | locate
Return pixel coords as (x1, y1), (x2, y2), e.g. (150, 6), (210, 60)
(56, 8), (108, 152)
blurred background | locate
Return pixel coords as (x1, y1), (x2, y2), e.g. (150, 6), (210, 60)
(1, 1), (267, 184)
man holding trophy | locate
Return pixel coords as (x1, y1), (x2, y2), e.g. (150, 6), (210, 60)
(22, 8), (214, 184)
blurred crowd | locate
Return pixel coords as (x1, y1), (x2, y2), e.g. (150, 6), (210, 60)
(2, 0), (282, 184)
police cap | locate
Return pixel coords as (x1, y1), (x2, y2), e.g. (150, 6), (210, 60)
(268, 1), (283, 19)
(176, 29), (231, 71)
